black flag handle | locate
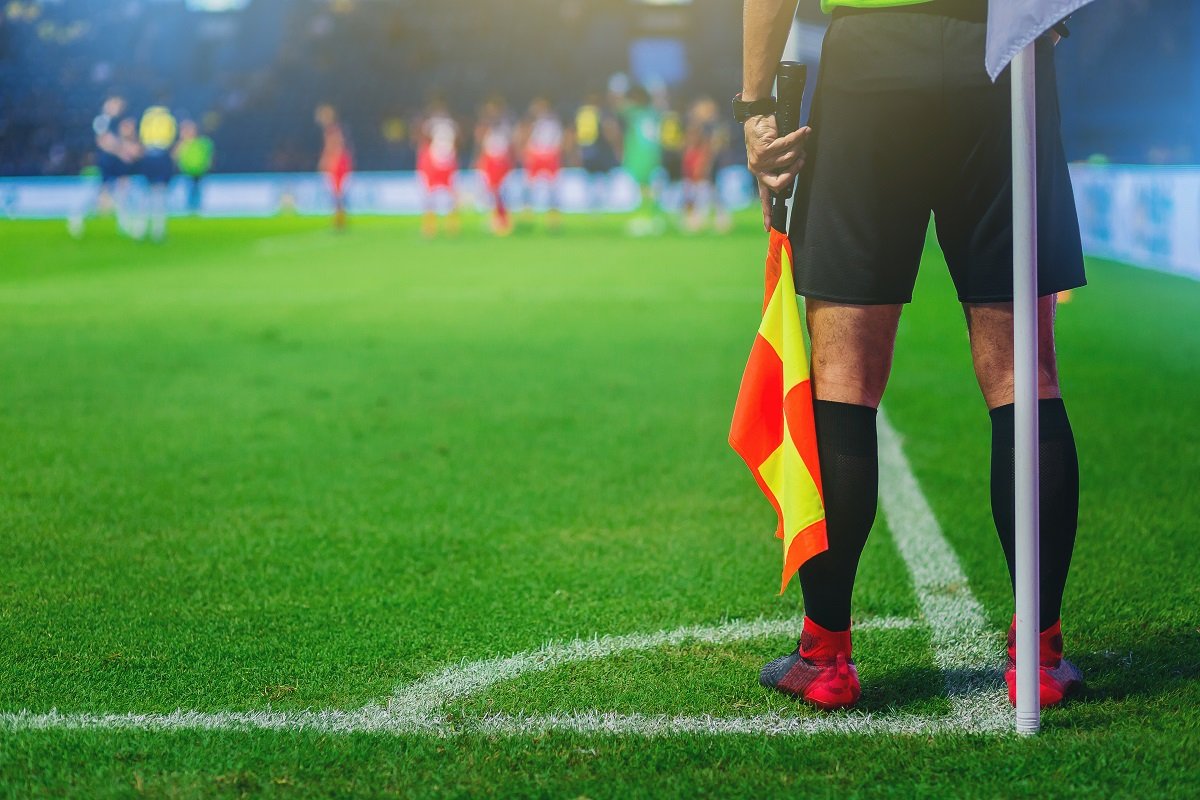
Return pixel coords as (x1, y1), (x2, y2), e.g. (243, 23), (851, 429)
(770, 61), (808, 233)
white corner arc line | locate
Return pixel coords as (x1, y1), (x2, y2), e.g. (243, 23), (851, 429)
(377, 409), (1010, 736)
(0, 410), (1010, 736)
(386, 615), (915, 719)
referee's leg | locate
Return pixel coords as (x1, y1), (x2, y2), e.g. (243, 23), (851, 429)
(798, 300), (902, 632)
(759, 301), (898, 707)
(965, 297), (1079, 634)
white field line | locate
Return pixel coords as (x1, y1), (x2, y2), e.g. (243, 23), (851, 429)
(0, 708), (410, 735)
(0, 706), (995, 737)
(473, 707), (995, 736)
(1, 410), (1011, 736)
(0, 703), (979, 738)
(876, 409), (1010, 728)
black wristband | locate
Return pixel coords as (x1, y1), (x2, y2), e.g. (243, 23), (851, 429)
(732, 93), (776, 123)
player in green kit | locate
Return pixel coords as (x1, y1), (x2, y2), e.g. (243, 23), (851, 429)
(621, 86), (664, 236)
(175, 119), (214, 215)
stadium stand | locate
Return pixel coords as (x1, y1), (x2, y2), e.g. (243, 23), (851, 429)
(0, 0), (1195, 176)
(0, 0), (744, 176)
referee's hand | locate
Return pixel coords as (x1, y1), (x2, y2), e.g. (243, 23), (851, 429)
(744, 115), (810, 231)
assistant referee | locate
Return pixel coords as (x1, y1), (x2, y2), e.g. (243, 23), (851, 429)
(739, 0), (1085, 710)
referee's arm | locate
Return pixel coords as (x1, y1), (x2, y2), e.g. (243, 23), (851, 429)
(742, 0), (809, 230)
(742, 0), (797, 103)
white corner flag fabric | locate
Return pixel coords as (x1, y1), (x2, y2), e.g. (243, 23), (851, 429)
(986, 0), (1096, 80)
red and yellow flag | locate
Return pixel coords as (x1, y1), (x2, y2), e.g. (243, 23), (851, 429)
(729, 229), (827, 593)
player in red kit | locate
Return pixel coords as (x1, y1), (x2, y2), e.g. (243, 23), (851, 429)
(315, 104), (352, 231)
(518, 97), (566, 231)
(416, 97), (461, 238)
(475, 96), (516, 236)
(681, 97), (732, 233)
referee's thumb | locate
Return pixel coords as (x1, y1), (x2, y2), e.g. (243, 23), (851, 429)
(783, 126), (812, 147)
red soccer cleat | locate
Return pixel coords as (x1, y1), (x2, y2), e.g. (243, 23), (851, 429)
(760, 616), (861, 710)
(1005, 618), (1083, 708)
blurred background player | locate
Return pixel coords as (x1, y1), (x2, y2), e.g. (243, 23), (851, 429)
(660, 106), (685, 221)
(475, 96), (515, 236)
(415, 97), (460, 238)
(139, 102), (177, 243)
(680, 97), (731, 233)
(620, 85), (664, 236)
(174, 119), (214, 215)
(574, 92), (620, 210)
(315, 104), (352, 231)
(115, 116), (145, 239)
(518, 97), (567, 232)
(69, 93), (130, 238)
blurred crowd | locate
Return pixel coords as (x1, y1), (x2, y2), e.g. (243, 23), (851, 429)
(72, 75), (743, 240)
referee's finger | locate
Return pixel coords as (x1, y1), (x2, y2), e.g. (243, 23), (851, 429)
(761, 126), (810, 154)
(759, 148), (802, 171)
(751, 141), (800, 162)
(759, 172), (794, 193)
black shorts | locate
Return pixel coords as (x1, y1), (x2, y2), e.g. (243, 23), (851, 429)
(141, 150), (174, 186)
(662, 148), (684, 182)
(580, 145), (617, 175)
(789, 0), (1086, 304)
(97, 153), (125, 185)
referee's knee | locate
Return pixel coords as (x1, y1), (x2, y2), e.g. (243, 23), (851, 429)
(976, 370), (1062, 410)
(811, 369), (890, 409)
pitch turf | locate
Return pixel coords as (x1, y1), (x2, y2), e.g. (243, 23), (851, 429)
(0, 213), (1196, 797)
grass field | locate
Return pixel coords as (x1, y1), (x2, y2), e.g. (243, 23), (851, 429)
(1, 213), (1197, 797)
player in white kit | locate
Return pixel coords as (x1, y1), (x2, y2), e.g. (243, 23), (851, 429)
(475, 97), (516, 236)
(518, 97), (567, 231)
(416, 98), (461, 238)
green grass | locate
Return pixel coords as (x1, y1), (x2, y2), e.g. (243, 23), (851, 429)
(0, 213), (1197, 797)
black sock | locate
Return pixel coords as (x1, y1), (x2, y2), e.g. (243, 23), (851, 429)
(798, 401), (879, 632)
(989, 399), (1080, 631)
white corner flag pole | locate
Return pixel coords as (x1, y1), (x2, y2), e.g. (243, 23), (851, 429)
(992, 0), (1100, 738)
(1011, 42), (1042, 735)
